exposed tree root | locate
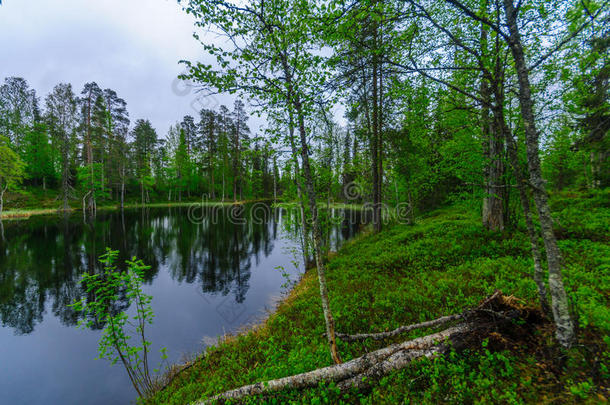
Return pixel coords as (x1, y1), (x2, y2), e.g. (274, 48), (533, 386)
(195, 291), (545, 404)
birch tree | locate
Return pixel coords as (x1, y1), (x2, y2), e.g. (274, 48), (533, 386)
(180, 0), (343, 363)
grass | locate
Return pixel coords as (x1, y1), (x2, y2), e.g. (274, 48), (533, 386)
(149, 188), (610, 404)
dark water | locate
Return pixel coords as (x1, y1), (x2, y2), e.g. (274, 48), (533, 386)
(0, 204), (363, 405)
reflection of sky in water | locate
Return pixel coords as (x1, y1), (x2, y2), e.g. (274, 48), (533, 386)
(0, 206), (363, 405)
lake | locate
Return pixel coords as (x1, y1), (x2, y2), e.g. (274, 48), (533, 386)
(0, 204), (364, 404)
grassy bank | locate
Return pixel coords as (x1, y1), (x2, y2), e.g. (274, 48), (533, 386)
(150, 189), (609, 404)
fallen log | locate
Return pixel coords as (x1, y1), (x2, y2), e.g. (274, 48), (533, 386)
(193, 291), (540, 404)
(198, 324), (470, 404)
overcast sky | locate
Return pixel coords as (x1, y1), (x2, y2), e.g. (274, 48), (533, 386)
(0, 0), (261, 138)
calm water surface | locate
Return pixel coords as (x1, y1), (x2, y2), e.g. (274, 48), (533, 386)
(0, 205), (363, 404)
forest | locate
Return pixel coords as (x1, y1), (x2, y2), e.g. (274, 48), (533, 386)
(0, 0), (608, 403)
(0, 77), (283, 213)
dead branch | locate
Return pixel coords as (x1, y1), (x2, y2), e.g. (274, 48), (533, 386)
(335, 290), (504, 342)
(335, 313), (464, 342)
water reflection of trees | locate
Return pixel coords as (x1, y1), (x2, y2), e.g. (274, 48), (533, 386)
(0, 205), (362, 335)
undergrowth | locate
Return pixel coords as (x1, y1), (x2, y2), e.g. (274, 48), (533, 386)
(149, 189), (609, 404)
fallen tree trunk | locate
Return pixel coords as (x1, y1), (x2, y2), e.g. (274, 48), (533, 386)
(199, 325), (469, 404)
(194, 292), (541, 404)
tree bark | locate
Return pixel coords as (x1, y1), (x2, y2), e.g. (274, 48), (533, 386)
(278, 44), (341, 363)
(502, 0), (574, 347)
(371, 40), (382, 233)
(0, 184), (5, 217)
(480, 22), (505, 231)
(120, 167), (125, 210)
(336, 313), (464, 342)
(493, 99), (550, 316)
(377, 15), (384, 232)
(287, 109), (310, 267)
(294, 97), (342, 364)
(198, 325), (466, 404)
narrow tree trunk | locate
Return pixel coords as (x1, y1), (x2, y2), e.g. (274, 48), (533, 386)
(377, 33), (384, 232)
(82, 190), (91, 220)
(295, 98), (342, 364)
(121, 170), (125, 210)
(0, 184), (5, 217)
(480, 23), (504, 231)
(86, 97), (95, 213)
(280, 48), (341, 363)
(503, 0), (574, 347)
(493, 97), (550, 315)
(273, 162), (277, 203)
(288, 110), (311, 270)
(209, 139), (216, 200)
(62, 143), (70, 212)
(371, 53), (381, 233)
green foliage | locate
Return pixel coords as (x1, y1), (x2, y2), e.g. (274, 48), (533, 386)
(77, 163), (109, 202)
(150, 191), (610, 404)
(363, 343), (524, 404)
(22, 122), (56, 186)
(70, 248), (167, 399)
(0, 135), (25, 199)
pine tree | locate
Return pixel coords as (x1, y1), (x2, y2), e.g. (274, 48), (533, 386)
(45, 83), (79, 211)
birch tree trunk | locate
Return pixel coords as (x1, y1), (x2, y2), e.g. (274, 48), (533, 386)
(294, 97), (342, 364)
(480, 22), (505, 231)
(502, 0), (574, 347)
(492, 98), (550, 315)
(0, 184), (5, 217)
(287, 109), (310, 267)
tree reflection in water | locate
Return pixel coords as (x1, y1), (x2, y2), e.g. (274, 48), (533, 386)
(0, 204), (364, 335)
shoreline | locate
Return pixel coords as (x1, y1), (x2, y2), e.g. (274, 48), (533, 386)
(0, 199), (272, 220)
(1, 199), (365, 220)
(157, 262), (322, 394)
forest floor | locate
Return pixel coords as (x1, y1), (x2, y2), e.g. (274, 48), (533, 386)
(150, 189), (609, 405)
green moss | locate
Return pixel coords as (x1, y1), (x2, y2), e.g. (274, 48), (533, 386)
(149, 192), (610, 404)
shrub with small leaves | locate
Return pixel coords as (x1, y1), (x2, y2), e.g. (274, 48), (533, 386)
(70, 248), (167, 399)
